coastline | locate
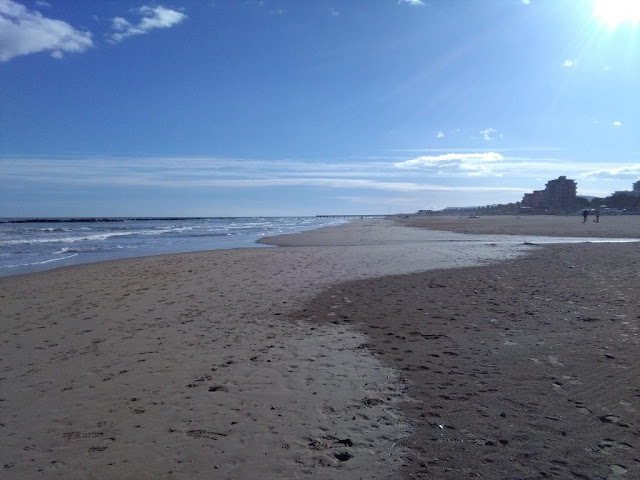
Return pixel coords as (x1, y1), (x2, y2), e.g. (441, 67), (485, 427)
(0, 216), (349, 278)
(1, 217), (638, 479)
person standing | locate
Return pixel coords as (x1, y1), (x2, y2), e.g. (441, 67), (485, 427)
(582, 209), (589, 223)
(594, 210), (600, 223)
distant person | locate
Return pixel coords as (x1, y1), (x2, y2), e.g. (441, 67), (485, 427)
(582, 209), (589, 223)
(594, 210), (600, 223)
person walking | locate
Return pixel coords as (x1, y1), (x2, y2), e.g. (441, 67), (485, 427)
(582, 209), (589, 223)
(594, 210), (600, 223)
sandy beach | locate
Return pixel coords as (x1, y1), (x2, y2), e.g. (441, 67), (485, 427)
(1, 216), (638, 479)
(396, 213), (640, 238)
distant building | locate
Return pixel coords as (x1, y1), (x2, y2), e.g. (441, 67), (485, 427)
(520, 176), (578, 214)
(522, 190), (545, 209)
(614, 179), (640, 197)
(544, 176), (578, 213)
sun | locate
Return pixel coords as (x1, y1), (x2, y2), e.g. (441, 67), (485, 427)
(593, 0), (640, 28)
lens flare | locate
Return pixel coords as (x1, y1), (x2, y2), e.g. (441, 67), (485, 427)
(593, 0), (640, 28)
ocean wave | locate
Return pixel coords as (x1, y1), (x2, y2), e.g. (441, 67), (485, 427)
(0, 217), (349, 277)
(0, 228), (174, 246)
(193, 232), (236, 238)
(52, 247), (89, 254)
(0, 253), (79, 269)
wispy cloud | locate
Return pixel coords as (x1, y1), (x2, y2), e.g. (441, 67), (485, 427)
(436, 131), (445, 138)
(0, 155), (526, 193)
(398, 0), (424, 6)
(394, 152), (505, 176)
(109, 5), (186, 43)
(0, 0), (93, 62)
(582, 164), (640, 180)
(3, 154), (636, 201)
(562, 59), (574, 67)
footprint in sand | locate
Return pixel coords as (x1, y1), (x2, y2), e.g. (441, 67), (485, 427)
(610, 464), (627, 476)
(547, 355), (563, 367)
(571, 401), (591, 415)
(598, 415), (630, 428)
(185, 429), (227, 440)
(60, 432), (103, 440)
(598, 439), (633, 455)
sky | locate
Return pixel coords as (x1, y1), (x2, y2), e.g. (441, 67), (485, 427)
(1, 0), (639, 217)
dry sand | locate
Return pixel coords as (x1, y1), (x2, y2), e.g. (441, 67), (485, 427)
(1, 217), (638, 479)
(396, 213), (640, 238)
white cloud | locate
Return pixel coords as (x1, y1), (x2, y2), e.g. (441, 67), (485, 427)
(521, 0), (531, 4)
(330, 8), (340, 17)
(436, 131), (445, 138)
(562, 59), (574, 67)
(0, 0), (93, 62)
(398, 0), (424, 6)
(0, 155), (528, 194)
(582, 165), (640, 180)
(480, 127), (497, 140)
(109, 5), (186, 43)
(394, 152), (505, 176)
(612, 121), (622, 127)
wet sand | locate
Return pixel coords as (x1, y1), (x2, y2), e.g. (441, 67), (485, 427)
(1, 217), (638, 479)
(285, 215), (640, 479)
(297, 242), (639, 479)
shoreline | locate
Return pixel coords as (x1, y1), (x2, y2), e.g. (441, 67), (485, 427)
(2, 217), (638, 479)
(4, 214), (638, 280)
(0, 216), (349, 279)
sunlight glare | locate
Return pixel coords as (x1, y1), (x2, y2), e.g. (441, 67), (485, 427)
(593, 0), (640, 28)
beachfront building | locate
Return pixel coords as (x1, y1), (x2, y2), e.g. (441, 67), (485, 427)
(520, 176), (579, 214)
(544, 176), (578, 213)
(522, 190), (545, 210)
(613, 179), (640, 197)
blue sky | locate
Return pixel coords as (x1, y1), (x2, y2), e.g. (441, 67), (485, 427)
(1, 0), (639, 216)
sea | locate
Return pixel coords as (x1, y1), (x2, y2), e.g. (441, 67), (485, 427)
(0, 217), (348, 278)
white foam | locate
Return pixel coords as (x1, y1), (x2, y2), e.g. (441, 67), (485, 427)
(0, 253), (79, 269)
